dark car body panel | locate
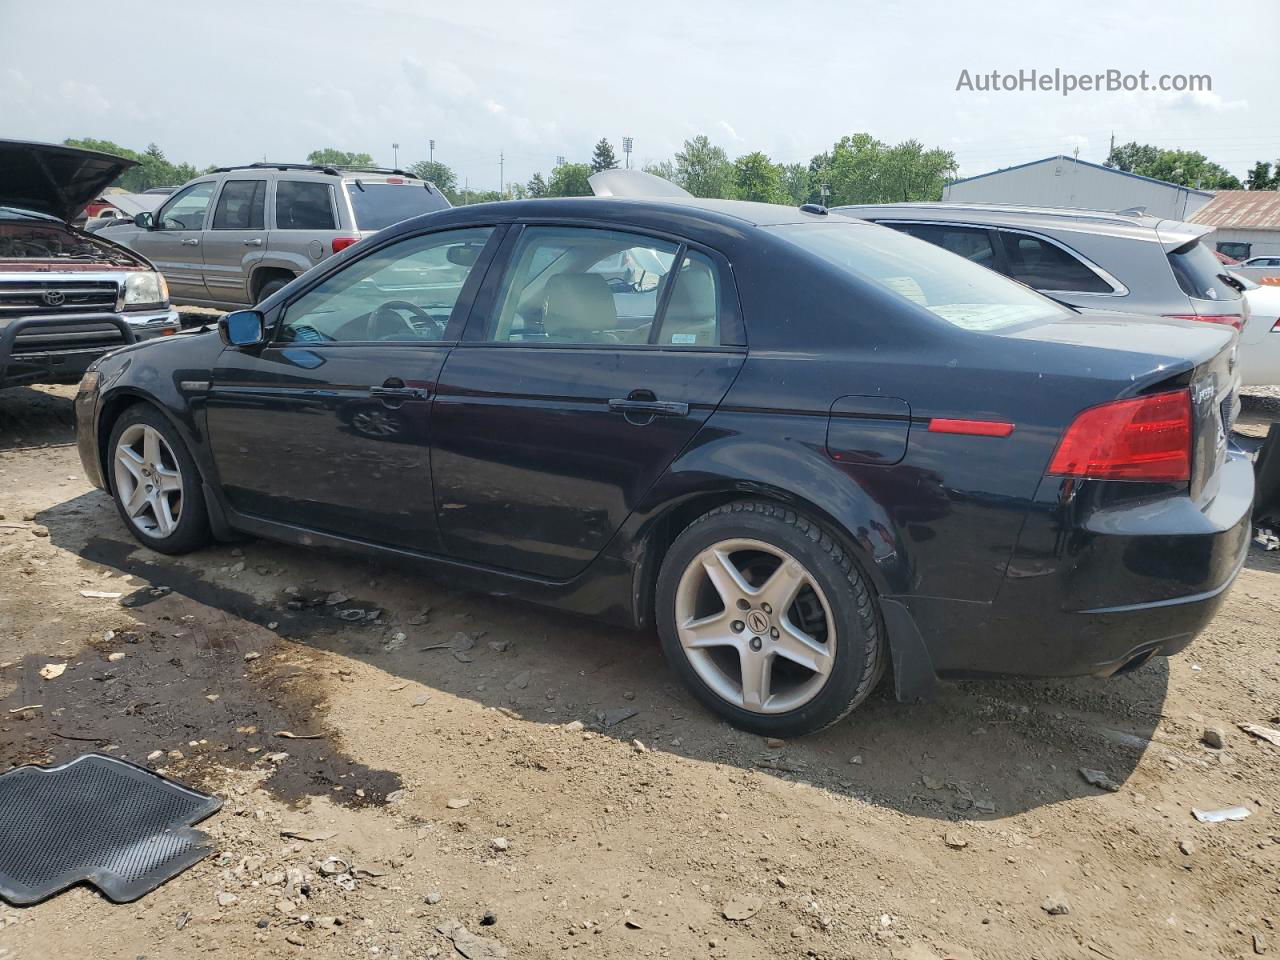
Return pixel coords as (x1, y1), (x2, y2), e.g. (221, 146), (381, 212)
(0, 139), (137, 223)
(75, 196), (1254, 696)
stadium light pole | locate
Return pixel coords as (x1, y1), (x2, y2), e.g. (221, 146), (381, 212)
(622, 137), (633, 170)
(392, 143), (400, 168)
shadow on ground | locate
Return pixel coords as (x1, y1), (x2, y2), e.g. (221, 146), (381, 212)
(21, 484), (1193, 825)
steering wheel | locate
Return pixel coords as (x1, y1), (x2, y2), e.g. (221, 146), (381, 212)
(368, 300), (444, 340)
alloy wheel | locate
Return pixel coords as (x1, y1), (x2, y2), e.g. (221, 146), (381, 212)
(113, 423), (184, 539)
(673, 537), (836, 714)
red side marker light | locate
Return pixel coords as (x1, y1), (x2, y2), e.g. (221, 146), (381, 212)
(928, 418), (1015, 437)
(331, 237), (359, 254)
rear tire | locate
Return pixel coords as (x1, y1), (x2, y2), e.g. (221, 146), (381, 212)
(655, 501), (884, 737)
(107, 405), (211, 555)
(256, 276), (292, 303)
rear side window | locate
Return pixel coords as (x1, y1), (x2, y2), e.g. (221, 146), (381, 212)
(346, 181), (450, 230)
(654, 251), (719, 346)
(211, 180), (266, 230)
(771, 221), (1067, 330)
(1169, 240), (1242, 302)
(275, 181), (336, 230)
(897, 224), (998, 269)
(999, 232), (1112, 293)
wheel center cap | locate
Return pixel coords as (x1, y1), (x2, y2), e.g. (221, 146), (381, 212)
(746, 610), (770, 635)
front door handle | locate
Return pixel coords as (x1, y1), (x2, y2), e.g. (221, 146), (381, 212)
(243, 238), (263, 246)
(370, 385), (429, 402)
(181, 237), (200, 246)
(608, 398), (689, 417)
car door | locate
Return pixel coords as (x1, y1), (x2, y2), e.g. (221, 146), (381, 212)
(128, 180), (217, 301)
(267, 178), (343, 278)
(201, 178), (268, 306)
(430, 224), (746, 579)
(205, 225), (501, 552)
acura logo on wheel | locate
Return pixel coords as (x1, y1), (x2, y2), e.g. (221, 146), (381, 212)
(746, 610), (770, 635)
(41, 290), (66, 306)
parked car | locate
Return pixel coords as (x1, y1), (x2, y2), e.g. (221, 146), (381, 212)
(1234, 255), (1280, 285)
(75, 184), (1252, 736)
(1227, 271), (1280, 385)
(835, 202), (1277, 383)
(1, 139), (180, 391)
(99, 163), (451, 311)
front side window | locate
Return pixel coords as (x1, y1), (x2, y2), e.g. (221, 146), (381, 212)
(278, 227), (493, 343)
(771, 221), (1067, 331)
(999, 232), (1112, 293)
(211, 180), (266, 230)
(158, 181), (215, 230)
(486, 227), (680, 344)
(275, 180), (336, 230)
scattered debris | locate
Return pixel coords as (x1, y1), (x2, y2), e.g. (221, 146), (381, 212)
(1238, 723), (1280, 747)
(275, 730), (324, 740)
(1079, 767), (1121, 792)
(506, 670), (530, 691)
(722, 895), (763, 921)
(38, 663), (66, 681)
(598, 707), (639, 727)
(490, 837), (509, 852)
(413, 693), (431, 707)
(481, 909), (498, 926)
(281, 828), (337, 843)
(764, 737), (785, 748)
(1192, 805), (1251, 823)
(1179, 839), (1195, 856)
(426, 891), (443, 905)
(1255, 527), (1279, 551)
(106, 651), (126, 662)
(243, 651), (261, 662)
(1202, 726), (1227, 750)
(436, 918), (508, 960)
(562, 720), (585, 734)
(78, 590), (122, 599)
(216, 891), (239, 907)
(943, 831), (968, 849)
(632, 739), (647, 753)
(487, 639), (509, 653)
(1041, 894), (1070, 916)
(446, 798), (472, 810)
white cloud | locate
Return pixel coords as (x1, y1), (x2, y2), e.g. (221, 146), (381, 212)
(717, 120), (741, 141)
(1161, 90), (1248, 113)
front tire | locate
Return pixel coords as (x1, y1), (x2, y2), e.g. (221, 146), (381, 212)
(655, 501), (885, 737)
(108, 405), (211, 554)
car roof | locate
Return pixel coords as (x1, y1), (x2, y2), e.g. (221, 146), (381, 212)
(443, 195), (832, 228)
(834, 201), (1210, 246)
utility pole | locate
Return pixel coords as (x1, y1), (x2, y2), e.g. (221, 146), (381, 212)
(1109, 130), (1115, 158)
(464, 177), (469, 205)
(622, 137), (633, 170)
(429, 139), (435, 165)
(499, 151), (505, 198)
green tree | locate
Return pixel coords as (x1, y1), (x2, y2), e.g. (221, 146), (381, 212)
(822, 134), (955, 204)
(306, 148), (375, 168)
(674, 135), (735, 198)
(1245, 161), (1278, 190)
(779, 163), (812, 205)
(527, 172), (548, 197)
(590, 138), (618, 173)
(407, 160), (458, 197)
(1104, 142), (1241, 189)
(643, 159), (678, 183)
(732, 151), (785, 203)
(546, 162), (593, 197)
(459, 190), (504, 205)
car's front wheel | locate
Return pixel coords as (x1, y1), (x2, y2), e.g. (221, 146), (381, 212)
(108, 405), (211, 554)
(656, 501), (885, 737)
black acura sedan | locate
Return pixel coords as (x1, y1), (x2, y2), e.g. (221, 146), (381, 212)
(74, 184), (1254, 736)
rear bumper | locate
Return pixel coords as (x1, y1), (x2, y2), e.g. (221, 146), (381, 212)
(899, 452), (1255, 680)
(0, 309), (177, 388)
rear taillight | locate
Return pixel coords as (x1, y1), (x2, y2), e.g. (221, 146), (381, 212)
(1047, 389), (1192, 483)
(1165, 313), (1244, 332)
(1271, 318), (1280, 333)
(332, 237), (359, 254)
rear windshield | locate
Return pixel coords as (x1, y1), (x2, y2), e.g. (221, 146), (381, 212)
(770, 221), (1066, 330)
(1168, 239), (1243, 302)
(345, 181), (450, 230)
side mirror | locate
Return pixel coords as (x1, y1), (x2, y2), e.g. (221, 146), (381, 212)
(219, 309), (266, 348)
(134, 212), (154, 229)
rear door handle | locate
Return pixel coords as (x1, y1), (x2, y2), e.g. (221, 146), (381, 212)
(608, 398), (689, 417)
(243, 238), (263, 246)
(181, 237), (200, 246)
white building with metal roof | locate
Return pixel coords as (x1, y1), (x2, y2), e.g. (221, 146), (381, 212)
(942, 155), (1215, 221)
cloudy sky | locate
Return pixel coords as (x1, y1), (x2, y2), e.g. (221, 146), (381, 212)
(2, 0), (1276, 191)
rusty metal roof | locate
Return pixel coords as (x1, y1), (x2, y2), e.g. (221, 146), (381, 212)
(1189, 190), (1280, 229)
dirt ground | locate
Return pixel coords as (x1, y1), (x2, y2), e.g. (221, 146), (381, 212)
(1, 383), (1279, 960)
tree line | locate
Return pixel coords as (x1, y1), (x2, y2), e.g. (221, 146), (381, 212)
(65, 137), (1280, 204)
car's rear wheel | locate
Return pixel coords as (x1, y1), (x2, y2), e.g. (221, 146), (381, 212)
(656, 501), (884, 737)
(108, 405), (210, 554)
(256, 276), (292, 303)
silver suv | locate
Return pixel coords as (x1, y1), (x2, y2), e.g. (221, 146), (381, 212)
(100, 163), (450, 310)
(834, 202), (1248, 328)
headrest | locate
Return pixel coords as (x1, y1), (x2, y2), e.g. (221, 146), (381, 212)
(542, 273), (616, 337)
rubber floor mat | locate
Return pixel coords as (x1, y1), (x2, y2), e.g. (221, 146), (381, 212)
(0, 753), (221, 905)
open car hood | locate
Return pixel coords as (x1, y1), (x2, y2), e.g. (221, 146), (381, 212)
(0, 139), (137, 223)
(588, 169), (692, 198)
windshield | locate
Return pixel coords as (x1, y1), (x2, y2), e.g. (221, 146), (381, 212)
(345, 181), (450, 230)
(1168, 239), (1243, 302)
(770, 221), (1066, 330)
